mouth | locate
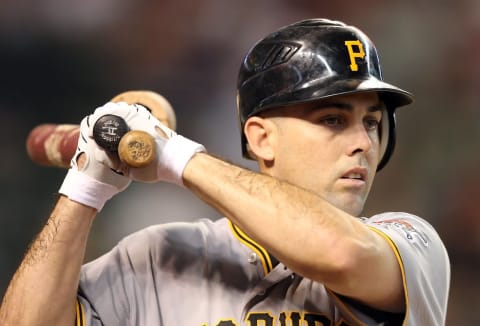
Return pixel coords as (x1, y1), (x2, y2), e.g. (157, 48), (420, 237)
(340, 168), (368, 182)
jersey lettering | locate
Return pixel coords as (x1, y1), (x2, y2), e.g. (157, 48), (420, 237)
(205, 311), (353, 326)
(279, 312), (301, 326)
(344, 40), (365, 72)
(216, 320), (238, 326)
(246, 312), (274, 326)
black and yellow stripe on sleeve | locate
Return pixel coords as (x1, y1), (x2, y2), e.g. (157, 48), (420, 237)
(75, 298), (85, 326)
(229, 221), (274, 274)
(368, 226), (409, 325)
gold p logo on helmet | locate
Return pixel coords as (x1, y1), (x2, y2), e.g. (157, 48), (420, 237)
(344, 40), (365, 72)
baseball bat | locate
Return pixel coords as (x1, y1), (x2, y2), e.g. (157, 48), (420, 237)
(26, 90), (176, 168)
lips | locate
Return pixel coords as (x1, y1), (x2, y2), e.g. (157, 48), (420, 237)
(340, 168), (367, 182)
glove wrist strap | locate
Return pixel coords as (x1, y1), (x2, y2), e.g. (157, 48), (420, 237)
(161, 135), (206, 186)
(59, 169), (119, 211)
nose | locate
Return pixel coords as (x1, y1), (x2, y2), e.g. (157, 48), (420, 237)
(346, 123), (373, 156)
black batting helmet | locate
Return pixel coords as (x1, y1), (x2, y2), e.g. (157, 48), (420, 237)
(236, 18), (413, 170)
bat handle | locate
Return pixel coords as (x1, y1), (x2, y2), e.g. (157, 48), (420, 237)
(93, 114), (156, 168)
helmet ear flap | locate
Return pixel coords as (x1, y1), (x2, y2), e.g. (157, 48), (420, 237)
(377, 109), (396, 171)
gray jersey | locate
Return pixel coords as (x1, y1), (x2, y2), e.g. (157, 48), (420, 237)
(76, 212), (450, 325)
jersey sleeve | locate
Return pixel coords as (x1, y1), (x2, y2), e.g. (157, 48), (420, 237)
(365, 212), (451, 325)
(74, 220), (213, 325)
(75, 240), (136, 325)
(75, 224), (168, 325)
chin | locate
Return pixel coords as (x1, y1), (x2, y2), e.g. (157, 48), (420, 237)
(328, 195), (365, 217)
(346, 205), (364, 217)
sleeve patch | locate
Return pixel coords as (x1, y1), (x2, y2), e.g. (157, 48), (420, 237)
(372, 218), (429, 247)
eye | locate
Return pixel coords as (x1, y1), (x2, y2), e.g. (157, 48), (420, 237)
(364, 118), (380, 131)
(364, 115), (381, 131)
(320, 115), (345, 127)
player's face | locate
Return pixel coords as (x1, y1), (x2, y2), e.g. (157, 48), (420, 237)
(267, 92), (383, 216)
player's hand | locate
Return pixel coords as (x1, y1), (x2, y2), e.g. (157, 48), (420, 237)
(58, 105), (131, 211)
(90, 101), (206, 185)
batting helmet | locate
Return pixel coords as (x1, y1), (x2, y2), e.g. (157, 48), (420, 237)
(237, 18), (413, 170)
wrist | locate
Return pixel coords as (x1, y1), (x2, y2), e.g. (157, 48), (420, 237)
(59, 169), (120, 211)
(160, 135), (206, 186)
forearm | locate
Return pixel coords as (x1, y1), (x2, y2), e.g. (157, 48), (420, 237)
(183, 153), (369, 276)
(0, 196), (96, 326)
(183, 153), (404, 311)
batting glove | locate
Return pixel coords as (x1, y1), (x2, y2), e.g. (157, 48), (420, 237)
(59, 105), (132, 211)
(88, 101), (206, 185)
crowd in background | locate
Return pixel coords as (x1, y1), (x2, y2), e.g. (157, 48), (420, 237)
(0, 0), (479, 324)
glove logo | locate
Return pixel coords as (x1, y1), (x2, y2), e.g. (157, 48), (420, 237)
(344, 40), (365, 72)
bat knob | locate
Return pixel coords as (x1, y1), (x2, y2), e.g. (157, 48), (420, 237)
(118, 130), (156, 167)
(93, 114), (129, 152)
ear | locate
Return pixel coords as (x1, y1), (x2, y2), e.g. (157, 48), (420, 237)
(244, 116), (276, 161)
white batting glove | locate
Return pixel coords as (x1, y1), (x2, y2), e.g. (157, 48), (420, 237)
(89, 101), (206, 185)
(59, 106), (131, 211)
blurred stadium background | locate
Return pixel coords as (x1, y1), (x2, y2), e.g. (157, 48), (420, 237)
(0, 0), (479, 324)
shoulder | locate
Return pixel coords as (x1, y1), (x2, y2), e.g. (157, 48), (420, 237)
(116, 217), (229, 252)
(81, 218), (231, 277)
(363, 211), (433, 227)
(363, 212), (450, 324)
(363, 212), (449, 267)
(363, 212), (442, 249)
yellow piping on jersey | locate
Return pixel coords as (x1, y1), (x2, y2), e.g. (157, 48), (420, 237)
(368, 226), (409, 325)
(325, 227), (408, 326)
(75, 298), (86, 326)
(228, 221), (273, 274)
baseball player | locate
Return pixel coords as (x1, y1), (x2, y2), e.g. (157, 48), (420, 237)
(0, 19), (450, 325)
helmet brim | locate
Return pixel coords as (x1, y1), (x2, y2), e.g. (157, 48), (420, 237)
(253, 76), (414, 118)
